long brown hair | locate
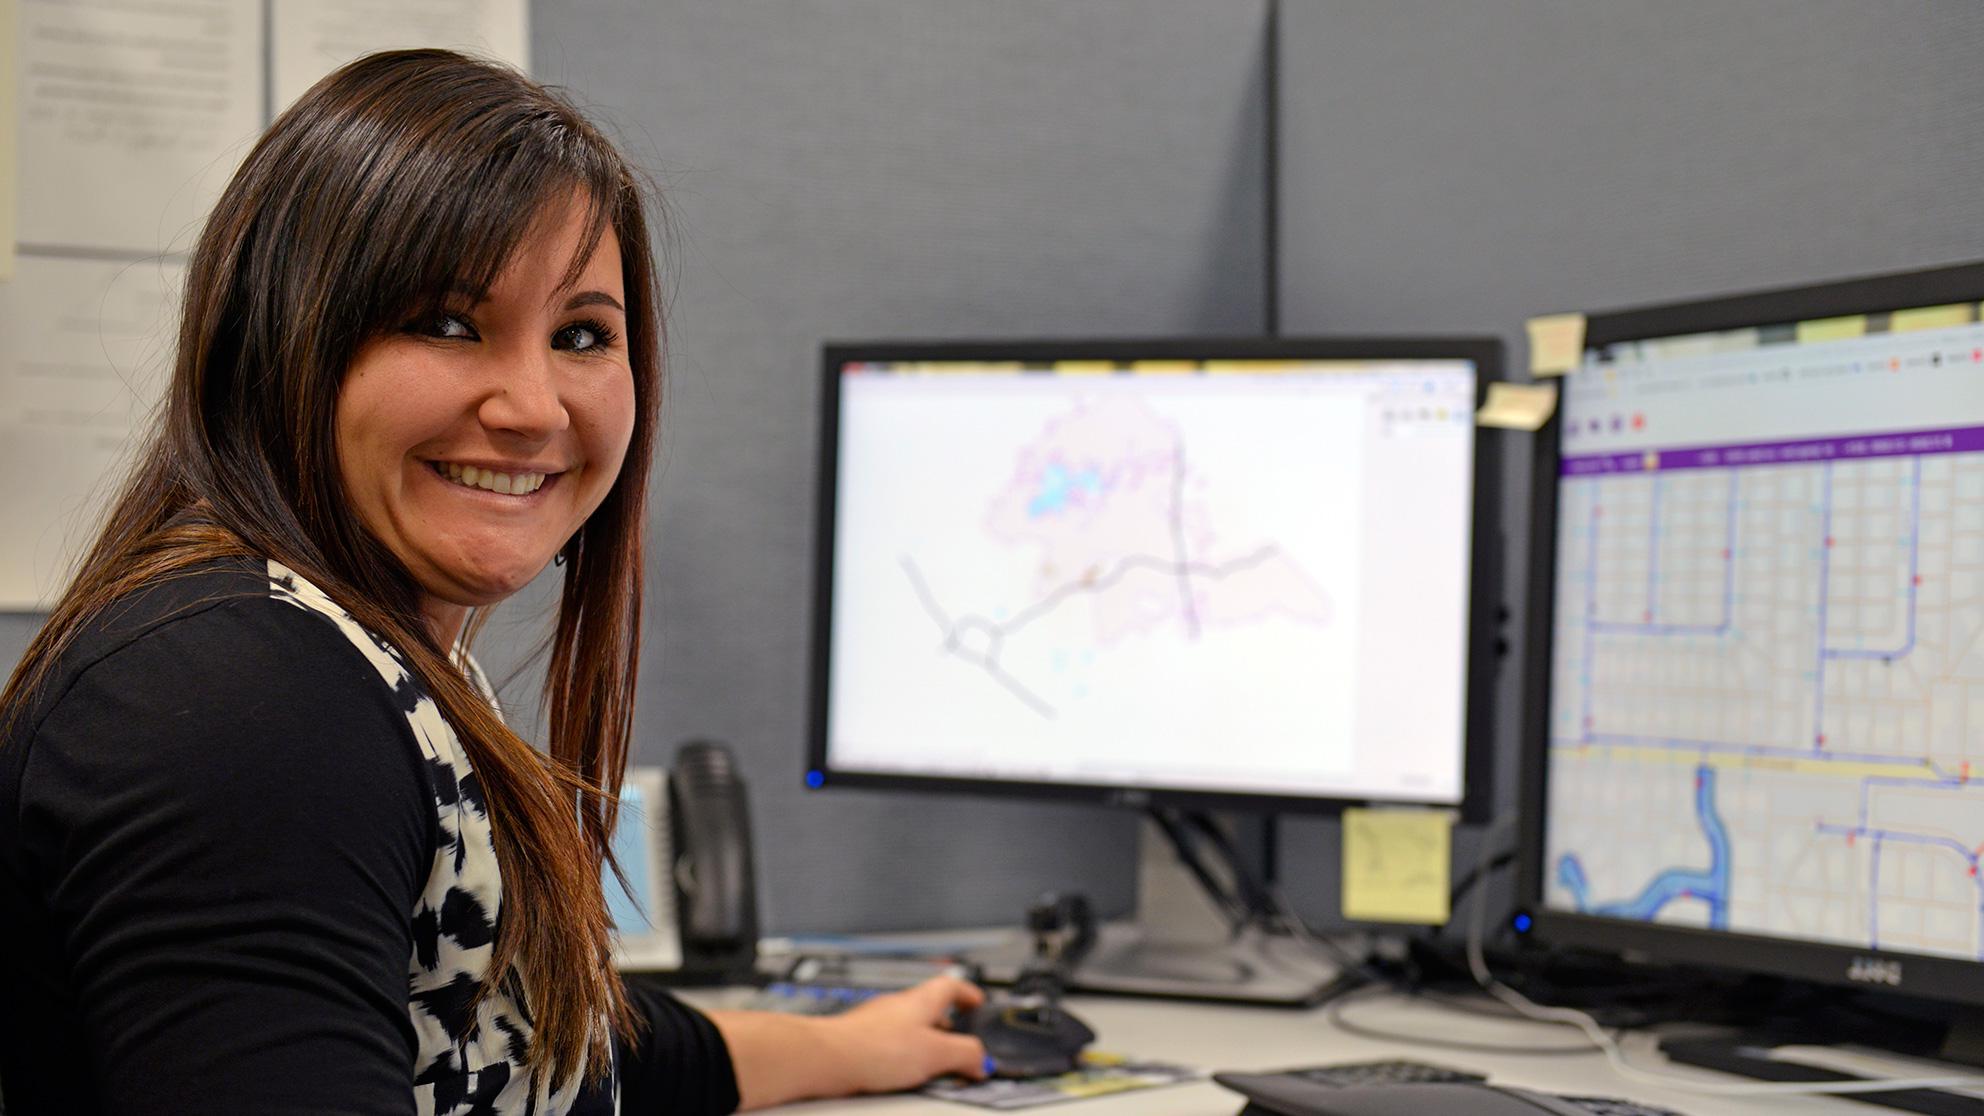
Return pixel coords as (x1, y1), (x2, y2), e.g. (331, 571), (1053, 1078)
(0, 50), (659, 1087)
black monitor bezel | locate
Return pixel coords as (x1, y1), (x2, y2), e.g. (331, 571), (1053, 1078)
(1516, 260), (1984, 1007)
(807, 336), (1503, 821)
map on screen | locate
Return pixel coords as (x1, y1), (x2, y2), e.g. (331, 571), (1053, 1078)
(1544, 307), (1984, 962)
(823, 357), (1478, 804)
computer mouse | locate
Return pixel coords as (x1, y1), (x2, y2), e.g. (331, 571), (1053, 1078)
(955, 999), (1096, 1078)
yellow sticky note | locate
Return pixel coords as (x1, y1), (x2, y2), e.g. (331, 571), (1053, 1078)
(1341, 808), (1453, 925)
(1890, 304), (1974, 333)
(1796, 315), (1866, 343)
(1526, 312), (1586, 377)
(1475, 381), (1558, 431)
(1052, 360), (1117, 375)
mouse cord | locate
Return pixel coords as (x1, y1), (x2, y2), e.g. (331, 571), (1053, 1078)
(1463, 817), (1984, 1099)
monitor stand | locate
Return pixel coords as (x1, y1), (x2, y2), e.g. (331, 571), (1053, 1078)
(1075, 921), (1351, 1006)
(966, 813), (1359, 1007)
(1659, 1007), (1984, 1115)
(964, 921), (1353, 1006)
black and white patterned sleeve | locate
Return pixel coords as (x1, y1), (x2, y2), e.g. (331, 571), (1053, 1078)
(17, 596), (436, 1115)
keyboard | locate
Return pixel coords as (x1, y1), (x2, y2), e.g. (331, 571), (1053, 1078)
(1216, 1063), (1690, 1116)
(1282, 1060), (1487, 1087)
(1547, 1099), (1688, 1116)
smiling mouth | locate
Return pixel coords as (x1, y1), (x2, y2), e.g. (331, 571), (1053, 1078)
(431, 460), (554, 496)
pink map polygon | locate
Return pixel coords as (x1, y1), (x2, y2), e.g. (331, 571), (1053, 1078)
(983, 397), (1331, 646)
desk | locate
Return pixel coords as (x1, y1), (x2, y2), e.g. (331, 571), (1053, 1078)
(682, 987), (1881, 1115)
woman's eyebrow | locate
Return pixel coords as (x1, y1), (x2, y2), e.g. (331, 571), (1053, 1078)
(562, 290), (625, 313)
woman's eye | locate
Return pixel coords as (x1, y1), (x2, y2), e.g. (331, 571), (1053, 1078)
(554, 319), (619, 353)
(410, 313), (477, 340)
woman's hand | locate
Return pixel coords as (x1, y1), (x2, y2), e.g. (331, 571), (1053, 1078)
(709, 974), (990, 1110)
(823, 975), (991, 1092)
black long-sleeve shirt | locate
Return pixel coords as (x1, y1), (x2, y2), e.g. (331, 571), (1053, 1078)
(0, 559), (738, 1115)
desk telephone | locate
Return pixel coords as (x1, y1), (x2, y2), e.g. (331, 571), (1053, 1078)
(607, 740), (759, 981)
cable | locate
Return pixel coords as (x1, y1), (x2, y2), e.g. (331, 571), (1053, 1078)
(1260, 879), (1397, 990)
(1146, 807), (1251, 928)
(1324, 986), (1600, 1057)
(1182, 810), (1277, 919)
(1447, 848), (1515, 911)
(1461, 817), (1984, 1100)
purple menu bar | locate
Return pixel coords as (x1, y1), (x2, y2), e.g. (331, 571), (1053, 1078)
(1561, 424), (1984, 476)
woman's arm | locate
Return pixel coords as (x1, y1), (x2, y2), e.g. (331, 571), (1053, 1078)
(707, 976), (990, 1110)
(11, 599), (433, 1114)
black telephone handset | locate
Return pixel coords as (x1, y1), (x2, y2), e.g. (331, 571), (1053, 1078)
(607, 740), (760, 982)
(668, 740), (759, 979)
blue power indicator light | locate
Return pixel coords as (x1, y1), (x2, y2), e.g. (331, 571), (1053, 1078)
(1512, 912), (1534, 934)
(805, 770), (825, 789)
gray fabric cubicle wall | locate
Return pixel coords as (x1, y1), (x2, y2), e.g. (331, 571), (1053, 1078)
(515, 1), (1274, 933)
(1272, 0), (1984, 926)
(0, 617), (32, 675)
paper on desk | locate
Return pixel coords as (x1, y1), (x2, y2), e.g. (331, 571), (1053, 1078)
(1525, 312), (1586, 377)
(1340, 808), (1453, 925)
(1475, 381), (1557, 431)
(16, 0), (262, 256)
(921, 1054), (1202, 1110)
(0, 256), (184, 609)
(272, 0), (530, 115)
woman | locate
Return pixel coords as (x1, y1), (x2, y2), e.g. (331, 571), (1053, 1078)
(0, 50), (986, 1115)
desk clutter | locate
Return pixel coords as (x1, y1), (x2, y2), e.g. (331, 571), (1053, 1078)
(738, 948), (1714, 1114)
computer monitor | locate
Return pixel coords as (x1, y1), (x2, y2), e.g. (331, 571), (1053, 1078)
(1519, 262), (1984, 1012)
(807, 338), (1500, 820)
(604, 767), (682, 972)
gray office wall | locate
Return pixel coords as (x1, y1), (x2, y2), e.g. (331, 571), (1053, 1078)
(516, 1), (1274, 932)
(1274, 0), (1984, 926)
(0, 618), (34, 674)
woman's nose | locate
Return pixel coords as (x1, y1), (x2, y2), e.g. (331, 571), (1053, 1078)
(478, 349), (571, 438)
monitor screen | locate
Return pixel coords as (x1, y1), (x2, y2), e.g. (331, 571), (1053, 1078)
(604, 768), (681, 971)
(809, 340), (1497, 812)
(1537, 279), (1984, 979)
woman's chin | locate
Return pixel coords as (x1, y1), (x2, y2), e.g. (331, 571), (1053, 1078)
(431, 556), (556, 608)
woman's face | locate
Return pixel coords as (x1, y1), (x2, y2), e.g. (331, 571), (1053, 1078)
(336, 196), (636, 638)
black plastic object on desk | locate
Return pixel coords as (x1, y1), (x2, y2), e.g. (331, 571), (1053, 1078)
(1215, 1071), (1688, 1116)
(954, 998), (1097, 1079)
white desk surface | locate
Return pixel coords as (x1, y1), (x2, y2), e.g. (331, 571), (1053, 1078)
(682, 986), (1897, 1115)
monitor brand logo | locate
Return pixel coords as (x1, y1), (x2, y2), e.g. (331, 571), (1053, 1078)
(1846, 956), (1903, 986)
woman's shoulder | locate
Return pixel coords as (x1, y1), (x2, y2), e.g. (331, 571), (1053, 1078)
(25, 557), (415, 731)
(3, 556), (442, 916)
(1, 558), (447, 823)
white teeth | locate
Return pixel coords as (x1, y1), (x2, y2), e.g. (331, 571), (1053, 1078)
(436, 462), (547, 495)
